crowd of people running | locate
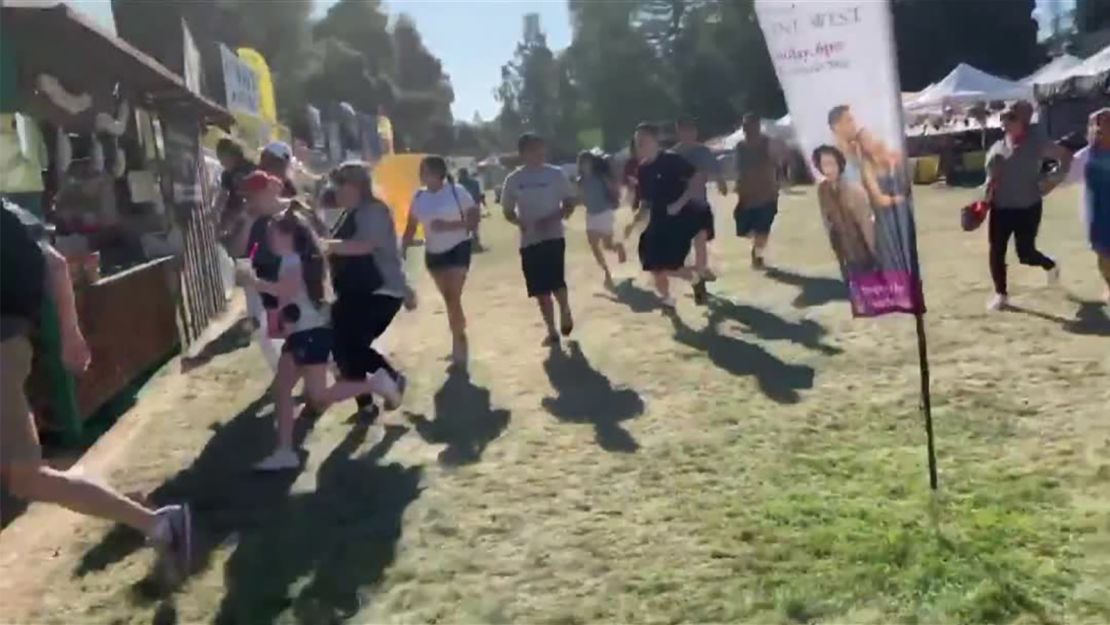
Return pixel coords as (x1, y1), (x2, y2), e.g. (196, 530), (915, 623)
(2, 104), (1107, 585)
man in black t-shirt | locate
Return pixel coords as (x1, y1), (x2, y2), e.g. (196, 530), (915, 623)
(1, 199), (192, 582)
(632, 123), (711, 309)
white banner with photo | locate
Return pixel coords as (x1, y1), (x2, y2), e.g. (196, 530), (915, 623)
(755, 0), (925, 317)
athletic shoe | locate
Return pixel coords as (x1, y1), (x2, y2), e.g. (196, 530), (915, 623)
(603, 274), (616, 291)
(702, 268), (718, 282)
(751, 253), (766, 270)
(253, 448), (300, 471)
(692, 280), (708, 306)
(660, 296), (677, 311)
(542, 334), (560, 348)
(151, 504), (192, 584)
(373, 369), (404, 411)
(987, 294), (1010, 311)
(1046, 264), (1061, 287)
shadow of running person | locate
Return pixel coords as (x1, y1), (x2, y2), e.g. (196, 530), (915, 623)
(541, 342), (645, 453)
(73, 389), (313, 592)
(407, 368), (512, 466)
(763, 266), (848, 309)
(212, 424), (419, 625)
(667, 311), (815, 404)
(599, 278), (666, 314)
(1008, 297), (1110, 337)
(180, 320), (254, 373)
(706, 295), (842, 355)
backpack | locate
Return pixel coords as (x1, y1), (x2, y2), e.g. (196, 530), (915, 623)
(328, 204), (384, 297)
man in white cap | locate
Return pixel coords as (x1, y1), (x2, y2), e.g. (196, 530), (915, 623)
(260, 141), (299, 198)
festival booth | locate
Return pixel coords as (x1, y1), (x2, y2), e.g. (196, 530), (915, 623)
(903, 64), (1033, 185)
(1, 2), (233, 439)
(1035, 45), (1110, 141)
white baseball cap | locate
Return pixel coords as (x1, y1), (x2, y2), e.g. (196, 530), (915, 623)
(262, 141), (292, 161)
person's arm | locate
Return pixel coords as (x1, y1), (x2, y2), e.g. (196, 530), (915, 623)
(501, 177), (520, 225)
(709, 151), (728, 196)
(560, 174), (577, 218)
(1061, 147), (1088, 186)
(400, 205), (419, 258)
(668, 171), (705, 215)
(229, 213), (254, 257)
(1039, 141), (1074, 195)
(846, 183), (877, 252)
(42, 243), (90, 372)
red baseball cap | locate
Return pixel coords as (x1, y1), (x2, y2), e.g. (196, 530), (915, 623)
(241, 170), (281, 194)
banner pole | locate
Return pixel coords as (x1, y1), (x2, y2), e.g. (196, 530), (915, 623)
(914, 312), (938, 490)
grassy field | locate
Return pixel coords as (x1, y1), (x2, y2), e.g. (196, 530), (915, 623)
(1, 184), (1108, 625)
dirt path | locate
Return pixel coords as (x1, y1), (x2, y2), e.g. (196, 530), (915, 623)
(2, 186), (1108, 624)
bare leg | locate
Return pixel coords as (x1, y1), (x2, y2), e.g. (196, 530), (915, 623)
(603, 233), (627, 263)
(536, 294), (557, 340)
(432, 268), (469, 342)
(752, 233), (770, 267)
(303, 364), (373, 409)
(272, 353), (300, 451)
(2, 463), (157, 534)
(587, 232), (612, 284)
(693, 230), (709, 277)
(554, 287), (573, 335)
(652, 271), (671, 301)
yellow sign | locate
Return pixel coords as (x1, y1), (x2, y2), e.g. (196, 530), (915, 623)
(236, 48), (277, 124)
(373, 153), (424, 236)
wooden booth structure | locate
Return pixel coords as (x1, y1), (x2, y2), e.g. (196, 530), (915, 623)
(1, 2), (233, 440)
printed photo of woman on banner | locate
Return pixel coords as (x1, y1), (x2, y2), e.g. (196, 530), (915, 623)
(755, 0), (924, 317)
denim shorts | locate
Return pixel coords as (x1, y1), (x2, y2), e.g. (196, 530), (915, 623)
(283, 327), (332, 366)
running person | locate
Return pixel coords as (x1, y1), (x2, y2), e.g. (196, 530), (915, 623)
(1, 200), (191, 580)
(1062, 108), (1110, 303)
(403, 156), (480, 367)
(632, 122), (707, 310)
(673, 118), (727, 297)
(324, 162), (411, 415)
(244, 209), (392, 471)
(457, 167), (486, 251)
(577, 151), (627, 288)
(734, 113), (783, 269)
(501, 133), (577, 346)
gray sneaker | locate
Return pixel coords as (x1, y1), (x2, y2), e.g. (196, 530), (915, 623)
(153, 504), (192, 584)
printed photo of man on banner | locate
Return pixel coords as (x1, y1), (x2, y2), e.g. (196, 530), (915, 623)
(755, 0), (924, 318)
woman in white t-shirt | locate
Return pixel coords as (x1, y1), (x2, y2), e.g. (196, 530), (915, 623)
(402, 155), (480, 367)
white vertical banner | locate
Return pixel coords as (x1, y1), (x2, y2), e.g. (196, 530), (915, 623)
(755, 1), (925, 317)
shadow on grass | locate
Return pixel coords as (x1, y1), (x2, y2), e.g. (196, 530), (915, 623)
(213, 423), (420, 625)
(542, 341), (644, 453)
(706, 295), (842, 355)
(407, 368), (511, 466)
(1008, 298), (1110, 337)
(667, 310), (814, 404)
(600, 278), (665, 314)
(180, 320), (253, 373)
(73, 389), (308, 583)
(763, 266), (847, 309)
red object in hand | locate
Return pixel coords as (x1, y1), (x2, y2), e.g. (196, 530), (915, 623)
(961, 200), (990, 231)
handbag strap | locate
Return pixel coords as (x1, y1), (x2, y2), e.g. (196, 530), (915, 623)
(446, 181), (474, 236)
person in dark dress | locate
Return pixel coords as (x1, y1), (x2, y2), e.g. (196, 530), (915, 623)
(632, 123), (708, 310)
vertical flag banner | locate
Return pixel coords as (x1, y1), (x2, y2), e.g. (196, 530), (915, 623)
(756, 1), (925, 317)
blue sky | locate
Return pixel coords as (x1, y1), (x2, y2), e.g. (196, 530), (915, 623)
(60, 0), (1065, 121)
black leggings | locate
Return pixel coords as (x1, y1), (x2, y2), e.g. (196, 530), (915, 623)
(331, 293), (402, 386)
(988, 201), (1055, 295)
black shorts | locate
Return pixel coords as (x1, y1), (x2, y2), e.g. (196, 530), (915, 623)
(638, 206), (704, 272)
(688, 201), (715, 241)
(425, 239), (472, 272)
(520, 238), (566, 297)
(283, 327), (332, 366)
(735, 199), (778, 237)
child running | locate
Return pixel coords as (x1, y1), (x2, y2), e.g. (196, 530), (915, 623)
(402, 155), (479, 367)
(244, 208), (394, 471)
(1063, 108), (1110, 302)
(631, 122), (707, 310)
(576, 151), (627, 288)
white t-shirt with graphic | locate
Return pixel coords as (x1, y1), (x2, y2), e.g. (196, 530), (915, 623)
(410, 183), (475, 254)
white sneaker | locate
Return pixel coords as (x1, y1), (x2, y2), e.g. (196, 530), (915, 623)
(987, 294), (1010, 311)
(1047, 265), (1061, 287)
(253, 448), (299, 472)
(371, 369), (403, 410)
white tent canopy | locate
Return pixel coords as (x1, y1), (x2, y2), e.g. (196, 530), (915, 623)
(1022, 54), (1082, 85)
(906, 63), (1033, 112)
(1035, 44), (1110, 99)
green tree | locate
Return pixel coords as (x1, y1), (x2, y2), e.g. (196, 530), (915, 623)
(391, 14), (455, 152)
